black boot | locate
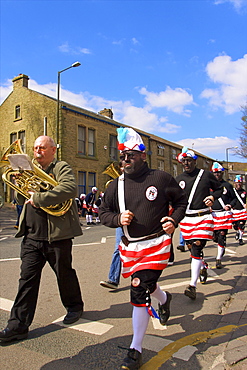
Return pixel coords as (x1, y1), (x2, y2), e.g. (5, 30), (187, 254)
(121, 348), (142, 370)
(157, 291), (172, 325)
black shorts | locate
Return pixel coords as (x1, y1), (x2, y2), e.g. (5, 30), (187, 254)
(130, 269), (162, 307)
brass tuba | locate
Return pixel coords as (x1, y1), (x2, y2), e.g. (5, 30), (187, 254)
(0, 140), (72, 216)
(102, 162), (121, 188)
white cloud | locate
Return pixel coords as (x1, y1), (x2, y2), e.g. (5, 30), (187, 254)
(214, 0), (247, 11)
(176, 136), (239, 158)
(0, 79), (12, 103)
(201, 54), (247, 114)
(132, 37), (140, 45)
(0, 77), (182, 135)
(139, 86), (194, 116)
(58, 42), (92, 55)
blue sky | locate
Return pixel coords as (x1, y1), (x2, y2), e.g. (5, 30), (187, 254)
(1, 0), (247, 163)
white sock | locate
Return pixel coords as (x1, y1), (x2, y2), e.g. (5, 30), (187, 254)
(86, 215), (90, 223)
(239, 230), (243, 239)
(190, 258), (202, 287)
(216, 245), (225, 260)
(89, 215), (93, 223)
(151, 284), (166, 305)
(130, 306), (150, 353)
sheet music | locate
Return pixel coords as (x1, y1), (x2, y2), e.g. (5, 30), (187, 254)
(7, 154), (34, 171)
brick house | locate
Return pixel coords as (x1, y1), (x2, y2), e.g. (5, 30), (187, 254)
(0, 73), (216, 202)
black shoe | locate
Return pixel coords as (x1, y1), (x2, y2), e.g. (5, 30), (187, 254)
(184, 285), (196, 300)
(157, 291), (172, 325)
(87, 222), (91, 225)
(100, 280), (118, 289)
(216, 259), (223, 269)
(239, 239), (244, 245)
(177, 245), (185, 252)
(121, 348), (142, 370)
(235, 232), (239, 240)
(63, 310), (83, 325)
(199, 267), (208, 284)
(0, 327), (28, 342)
(91, 222), (96, 225)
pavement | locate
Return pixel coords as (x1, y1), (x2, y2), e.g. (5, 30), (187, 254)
(0, 202), (247, 370)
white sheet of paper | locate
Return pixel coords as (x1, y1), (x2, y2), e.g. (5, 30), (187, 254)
(7, 154), (34, 171)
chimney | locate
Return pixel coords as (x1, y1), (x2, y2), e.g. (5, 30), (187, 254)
(12, 74), (29, 89)
(98, 108), (113, 119)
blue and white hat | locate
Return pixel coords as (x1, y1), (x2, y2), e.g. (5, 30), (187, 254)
(176, 146), (198, 163)
(117, 127), (146, 152)
(211, 162), (224, 172)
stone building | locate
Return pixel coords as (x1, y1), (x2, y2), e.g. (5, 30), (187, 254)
(0, 73), (216, 202)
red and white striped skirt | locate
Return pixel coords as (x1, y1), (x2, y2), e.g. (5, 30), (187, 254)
(180, 214), (214, 240)
(212, 210), (233, 230)
(231, 209), (247, 221)
(119, 234), (171, 278)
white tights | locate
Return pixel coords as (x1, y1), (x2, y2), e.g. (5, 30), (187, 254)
(130, 284), (167, 352)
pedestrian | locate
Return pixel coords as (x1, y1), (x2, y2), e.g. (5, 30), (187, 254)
(232, 175), (247, 245)
(176, 147), (223, 299)
(99, 127), (187, 369)
(12, 197), (23, 229)
(0, 136), (84, 343)
(211, 162), (237, 268)
(94, 191), (104, 224)
(100, 161), (124, 289)
(176, 231), (186, 252)
(79, 193), (86, 217)
(85, 186), (98, 225)
(100, 226), (124, 289)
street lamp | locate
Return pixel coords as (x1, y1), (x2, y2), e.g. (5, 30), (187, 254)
(56, 61), (81, 158)
(226, 146), (238, 172)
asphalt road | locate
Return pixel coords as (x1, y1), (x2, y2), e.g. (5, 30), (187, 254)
(0, 205), (246, 370)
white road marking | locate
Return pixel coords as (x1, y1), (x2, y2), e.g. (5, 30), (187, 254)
(143, 334), (172, 351)
(0, 297), (13, 311)
(52, 316), (113, 335)
(101, 237), (107, 243)
(172, 344), (198, 361)
(0, 257), (20, 262)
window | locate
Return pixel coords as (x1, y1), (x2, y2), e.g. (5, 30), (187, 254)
(88, 129), (95, 156)
(88, 172), (96, 192)
(203, 160), (209, 170)
(78, 171), (86, 197)
(157, 160), (164, 171)
(78, 126), (86, 155)
(18, 131), (25, 152)
(157, 144), (165, 156)
(172, 148), (177, 160)
(110, 134), (118, 161)
(173, 163), (178, 178)
(10, 132), (17, 144)
(15, 105), (21, 119)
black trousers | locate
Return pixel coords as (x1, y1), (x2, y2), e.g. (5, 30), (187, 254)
(8, 237), (83, 331)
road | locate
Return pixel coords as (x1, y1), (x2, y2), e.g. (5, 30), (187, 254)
(0, 204), (246, 369)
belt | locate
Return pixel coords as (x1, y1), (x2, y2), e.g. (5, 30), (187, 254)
(121, 229), (166, 247)
(185, 210), (211, 217)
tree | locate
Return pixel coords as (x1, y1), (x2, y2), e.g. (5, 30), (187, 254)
(236, 104), (247, 159)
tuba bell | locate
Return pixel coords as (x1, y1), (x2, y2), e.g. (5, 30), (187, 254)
(102, 162), (121, 188)
(0, 140), (72, 216)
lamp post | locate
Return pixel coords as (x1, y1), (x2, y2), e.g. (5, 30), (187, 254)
(56, 61), (81, 158)
(226, 146), (238, 179)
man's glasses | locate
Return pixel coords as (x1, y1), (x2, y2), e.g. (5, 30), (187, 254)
(33, 146), (48, 151)
(119, 152), (140, 161)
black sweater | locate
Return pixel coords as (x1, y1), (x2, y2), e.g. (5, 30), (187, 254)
(99, 162), (187, 238)
(176, 167), (222, 211)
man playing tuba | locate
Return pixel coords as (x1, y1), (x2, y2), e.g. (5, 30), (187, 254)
(0, 136), (84, 342)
